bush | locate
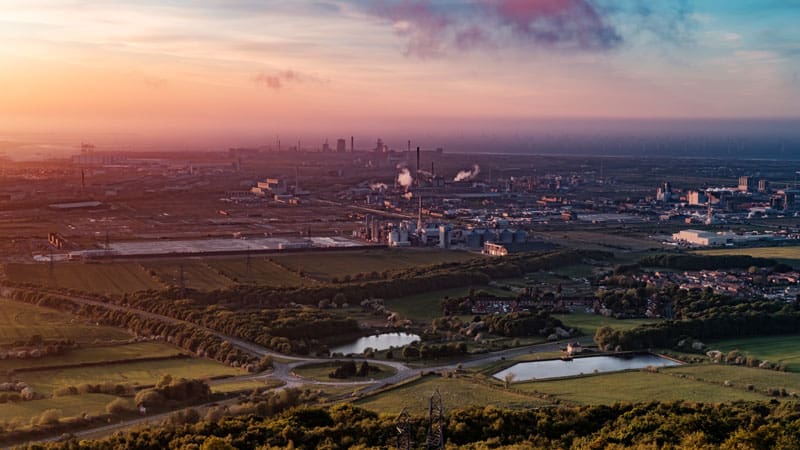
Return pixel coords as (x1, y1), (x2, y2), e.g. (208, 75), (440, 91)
(106, 398), (132, 415)
(35, 409), (62, 426)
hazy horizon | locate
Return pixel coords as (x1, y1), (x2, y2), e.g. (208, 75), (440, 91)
(2, 0), (800, 159)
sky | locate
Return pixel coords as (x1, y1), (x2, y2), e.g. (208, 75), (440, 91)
(1, 0), (800, 151)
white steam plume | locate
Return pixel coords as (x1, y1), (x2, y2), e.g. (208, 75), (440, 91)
(454, 164), (480, 182)
(397, 167), (413, 189)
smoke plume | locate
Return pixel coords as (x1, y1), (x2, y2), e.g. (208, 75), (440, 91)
(454, 164), (480, 182)
(397, 167), (413, 189)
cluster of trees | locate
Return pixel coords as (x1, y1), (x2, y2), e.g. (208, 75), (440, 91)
(483, 311), (566, 337)
(327, 360), (378, 379)
(134, 375), (211, 409)
(24, 401), (800, 449)
(398, 342), (467, 360)
(640, 253), (778, 270)
(594, 282), (800, 352)
(54, 382), (132, 397)
(114, 292), (362, 355)
(708, 349), (789, 372)
(596, 309), (800, 352)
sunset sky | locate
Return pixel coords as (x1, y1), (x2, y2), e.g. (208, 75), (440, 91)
(1, 0), (799, 150)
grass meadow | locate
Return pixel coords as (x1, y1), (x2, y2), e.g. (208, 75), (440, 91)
(709, 335), (800, 372)
(0, 298), (131, 344)
(271, 248), (480, 282)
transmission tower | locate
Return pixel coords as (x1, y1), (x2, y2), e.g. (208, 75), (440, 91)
(425, 389), (444, 449)
(395, 408), (412, 450)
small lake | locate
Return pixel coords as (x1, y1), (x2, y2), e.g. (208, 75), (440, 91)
(494, 354), (680, 381)
(330, 332), (420, 355)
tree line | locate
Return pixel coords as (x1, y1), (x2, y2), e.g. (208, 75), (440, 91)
(21, 400), (800, 449)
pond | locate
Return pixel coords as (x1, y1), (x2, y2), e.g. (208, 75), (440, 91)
(493, 354), (680, 381)
(330, 332), (420, 355)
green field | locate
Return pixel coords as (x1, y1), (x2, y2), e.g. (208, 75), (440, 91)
(709, 335), (800, 372)
(552, 313), (661, 337)
(696, 246), (800, 266)
(0, 298), (131, 344)
(293, 362), (397, 382)
(0, 342), (184, 372)
(667, 364), (800, 394)
(385, 286), (510, 323)
(0, 393), (123, 423)
(517, 369), (767, 404)
(355, 375), (546, 414)
(205, 258), (307, 286)
(12, 358), (244, 395)
(4, 262), (163, 296)
(272, 248), (480, 282)
(141, 260), (234, 291)
(5, 256), (312, 295)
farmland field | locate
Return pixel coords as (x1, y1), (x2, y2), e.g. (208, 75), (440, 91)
(355, 375), (546, 414)
(0, 393), (123, 423)
(0, 298), (131, 344)
(271, 248), (481, 281)
(552, 313), (661, 337)
(13, 357), (244, 395)
(141, 260), (234, 291)
(0, 342), (184, 372)
(516, 368), (767, 404)
(695, 246), (800, 266)
(205, 258), (307, 286)
(708, 335), (800, 372)
(4, 262), (162, 296)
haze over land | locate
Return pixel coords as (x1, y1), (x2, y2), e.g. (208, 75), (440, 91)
(1, 0), (800, 158)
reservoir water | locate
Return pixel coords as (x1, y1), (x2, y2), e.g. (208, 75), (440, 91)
(493, 354), (680, 381)
(331, 332), (420, 355)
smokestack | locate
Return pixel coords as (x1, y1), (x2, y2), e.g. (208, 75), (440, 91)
(350, 136), (354, 152)
(418, 194), (423, 231)
(416, 147), (420, 187)
(431, 162), (434, 177)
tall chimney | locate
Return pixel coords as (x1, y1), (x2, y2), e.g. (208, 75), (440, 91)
(350, 136), (354, 152)
(416, 147), (420, 187)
